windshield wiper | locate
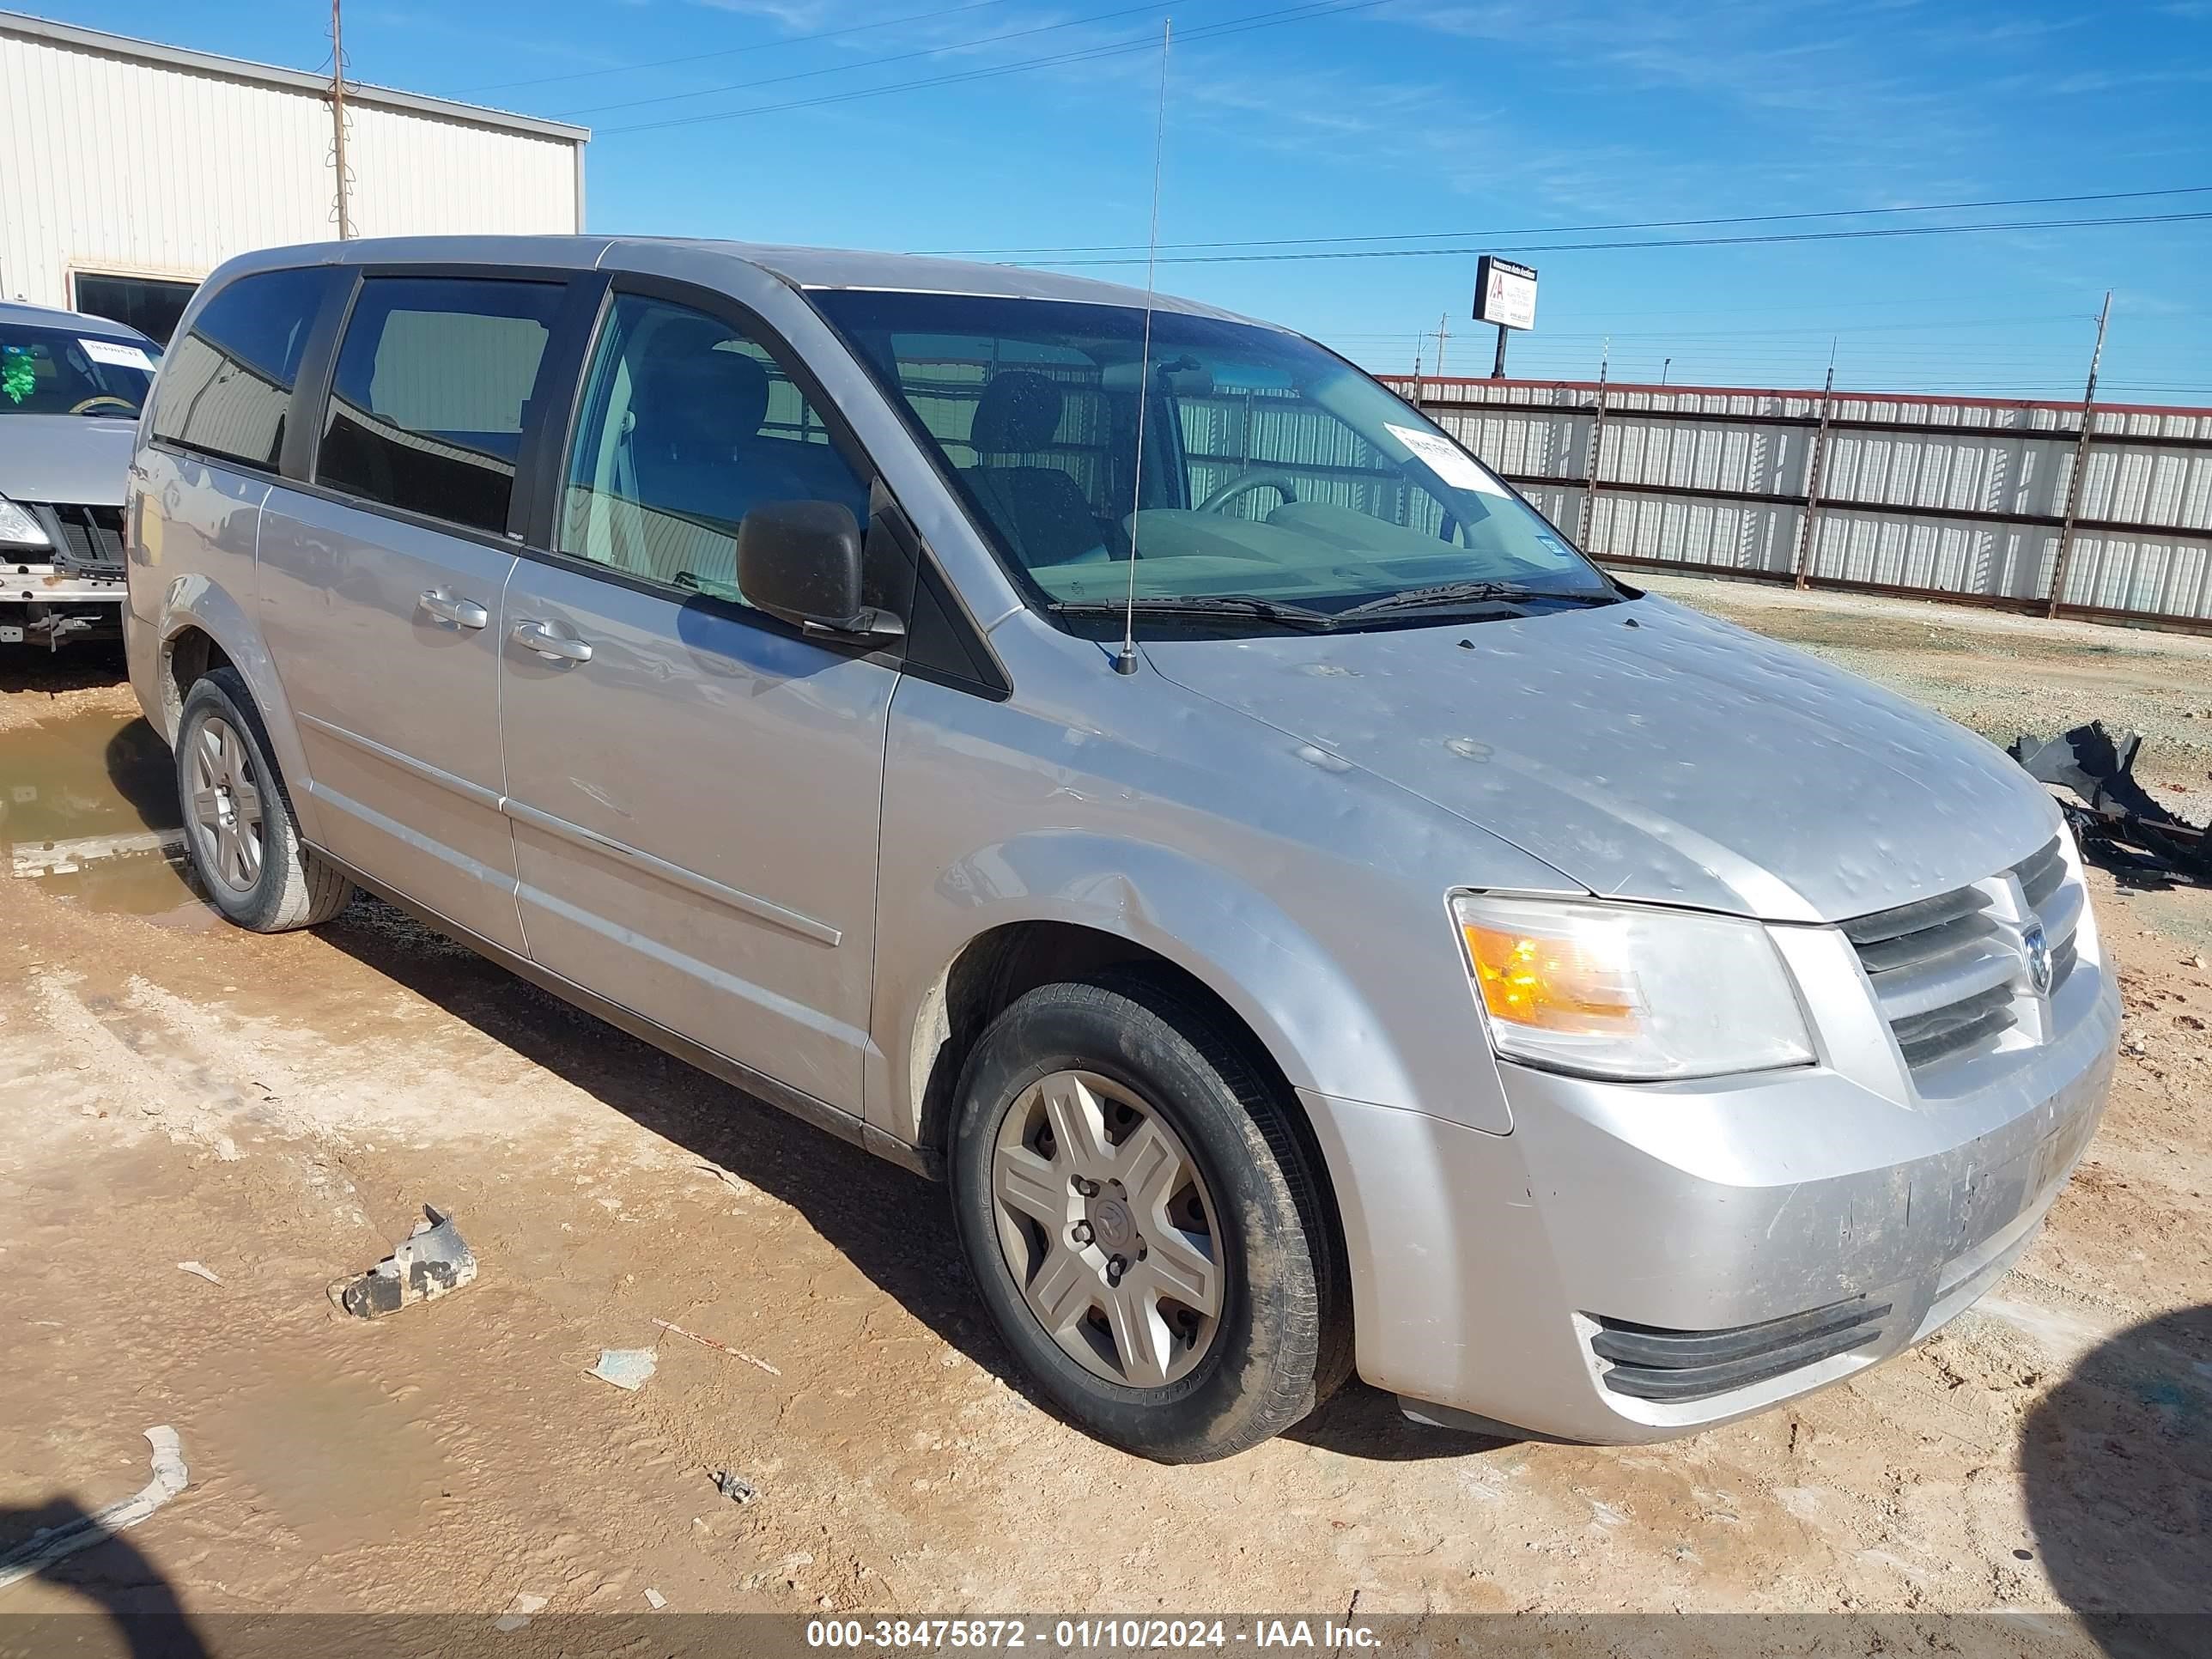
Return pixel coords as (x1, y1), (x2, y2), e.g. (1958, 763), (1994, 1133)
(1052, 595), (1335, 629)
(1331, 580), (1618, 622)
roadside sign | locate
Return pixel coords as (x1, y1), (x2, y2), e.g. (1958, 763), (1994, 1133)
(1474, 256), (1538, 331)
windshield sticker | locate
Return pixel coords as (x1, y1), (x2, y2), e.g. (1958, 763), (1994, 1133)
(2, 349), (33, 404)
(1385, 423), (1510, 496)
(81, 337), (155, 373)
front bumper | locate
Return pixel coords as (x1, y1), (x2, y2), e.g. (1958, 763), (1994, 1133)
(1304, 940), (2121, 1444)
(3, 561), (126, 647)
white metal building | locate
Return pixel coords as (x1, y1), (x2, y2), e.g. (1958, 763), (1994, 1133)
(0, 11), (586, 341)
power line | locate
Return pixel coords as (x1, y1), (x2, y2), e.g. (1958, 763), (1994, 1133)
(458, 0), (1021, 95)
(556, 0), (1180, 118)
(597, 0), (1395, 136)
(916, 185), (2212, 258)
(1030, 210), (2212, 265)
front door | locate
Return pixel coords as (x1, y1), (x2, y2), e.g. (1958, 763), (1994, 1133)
(496, 288), (900, 1116)
(258, 274), (574, 954)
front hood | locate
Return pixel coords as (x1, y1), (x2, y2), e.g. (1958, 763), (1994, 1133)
(0, 415), (136, 507)
(1145, 595), (2057, 923)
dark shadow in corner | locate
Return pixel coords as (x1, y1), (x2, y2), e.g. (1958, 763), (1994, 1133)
(0, 1497), (209, 1658)
(2022, 1303), (2212, 1659)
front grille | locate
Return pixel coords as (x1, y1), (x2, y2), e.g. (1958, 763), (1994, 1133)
(45, 504), (127, 574)
(1590, 1297), (1891, 1401)
(1845, 835), (2083, 1073)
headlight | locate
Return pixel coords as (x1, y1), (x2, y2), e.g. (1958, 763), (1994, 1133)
(0, 495), (51, 550)
(1451, 892), (1814, 1081)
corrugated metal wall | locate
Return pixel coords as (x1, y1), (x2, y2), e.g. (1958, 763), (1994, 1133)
(0, 21), (582, 315)
(1388, 377), (2212, 628)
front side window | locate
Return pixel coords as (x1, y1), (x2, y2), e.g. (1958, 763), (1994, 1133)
(150, 265), (331, 468)
(559, 293), (871, 604)
(0, 325), (158, 419)
(814, 290), (1612, 629)
(317, 276), (564, 534)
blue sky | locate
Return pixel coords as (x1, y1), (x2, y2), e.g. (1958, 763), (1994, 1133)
(46, 0), (2212, 400)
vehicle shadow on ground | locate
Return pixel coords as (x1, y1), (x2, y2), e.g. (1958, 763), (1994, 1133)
(0, 1498), (210, 1657)
(2021, 1302), (2212, 1656)
(315, 898), (1496, 1464)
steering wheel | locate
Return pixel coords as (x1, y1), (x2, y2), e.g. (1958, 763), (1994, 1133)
(70, 394), (137, 417)
(1196, 467), (1300, 515)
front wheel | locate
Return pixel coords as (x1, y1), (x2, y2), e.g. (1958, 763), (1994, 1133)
(948, 975), (1346, 1462)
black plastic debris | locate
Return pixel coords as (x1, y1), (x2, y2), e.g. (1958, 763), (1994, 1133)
(2009, 722), (2210, 886)
(330, 1206), (479, 1319)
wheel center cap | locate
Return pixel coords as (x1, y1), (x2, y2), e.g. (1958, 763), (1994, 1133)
(1090, 1195), (1135, 1251)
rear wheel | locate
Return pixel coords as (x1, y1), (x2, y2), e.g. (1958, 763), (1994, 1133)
(176, 669), (353, 933)
(949, 975), (1344, 1462)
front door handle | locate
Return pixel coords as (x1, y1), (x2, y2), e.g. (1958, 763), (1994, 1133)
(419, 588), (489, 629)
(512, 619), (593, 663)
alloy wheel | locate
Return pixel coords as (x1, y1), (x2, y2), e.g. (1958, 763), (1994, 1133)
(187, 714), (264, 895)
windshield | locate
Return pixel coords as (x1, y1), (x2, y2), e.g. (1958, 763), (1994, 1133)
(811, 290), (1611, 624)
(0, 325), (160, 418)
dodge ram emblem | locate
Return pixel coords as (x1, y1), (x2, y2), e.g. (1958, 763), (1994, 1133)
(2024, 921), (2053, 996)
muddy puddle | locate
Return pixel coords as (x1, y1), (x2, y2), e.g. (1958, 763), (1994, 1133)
(1, 708), (220, 927)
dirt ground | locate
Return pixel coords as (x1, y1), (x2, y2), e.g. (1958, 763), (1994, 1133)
(2, 590), (2209, 1635)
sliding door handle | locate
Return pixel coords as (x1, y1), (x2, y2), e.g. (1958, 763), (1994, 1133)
(419, 588), (489, 629)
(512, 619), (593, 663)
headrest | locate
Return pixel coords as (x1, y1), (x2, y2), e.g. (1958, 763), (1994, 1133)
(970, 370), (1063, 455)
(633, 339), (771, 455)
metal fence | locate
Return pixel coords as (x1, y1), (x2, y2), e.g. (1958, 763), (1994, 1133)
(1385, 375), (2212, 630)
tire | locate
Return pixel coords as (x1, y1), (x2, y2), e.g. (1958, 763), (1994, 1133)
(176, 668), (353, 933)
(948, 973), (1347, 1462)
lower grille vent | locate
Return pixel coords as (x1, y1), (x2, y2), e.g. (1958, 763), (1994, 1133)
(1591, 1297), (1891, 1401)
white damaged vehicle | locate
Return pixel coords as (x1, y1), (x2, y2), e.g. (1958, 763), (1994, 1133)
(1, 299), (161, 650)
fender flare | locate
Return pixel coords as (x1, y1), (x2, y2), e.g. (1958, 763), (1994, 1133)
(885, 830), (1497, 1148)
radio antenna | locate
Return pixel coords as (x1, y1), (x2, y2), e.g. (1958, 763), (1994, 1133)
(1114, 17), (1171, 677)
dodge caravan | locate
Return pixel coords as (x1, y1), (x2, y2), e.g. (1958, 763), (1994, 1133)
(125, 237), (2118, 1462)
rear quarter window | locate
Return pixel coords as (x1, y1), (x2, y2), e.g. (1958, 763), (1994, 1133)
(150, 266), (337, 471)
(314, 276), (565, 536)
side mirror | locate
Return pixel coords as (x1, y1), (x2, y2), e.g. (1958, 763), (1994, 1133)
(736, 501), (898, 638)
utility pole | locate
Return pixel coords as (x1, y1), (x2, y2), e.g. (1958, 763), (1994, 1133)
(1792, 343), (1838, 591)
(330, 0), (352, 240)
(1434, 312), (1449, 383)
(1412, 335), (1425, 406)
(1577, 337), (1610, 550)
(2045, 290), (2112, 619)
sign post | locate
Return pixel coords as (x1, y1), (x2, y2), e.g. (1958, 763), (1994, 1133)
(1474, 255), (1538, 379)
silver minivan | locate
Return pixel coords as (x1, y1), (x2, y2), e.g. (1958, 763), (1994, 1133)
(125, 237), (2118, 1462)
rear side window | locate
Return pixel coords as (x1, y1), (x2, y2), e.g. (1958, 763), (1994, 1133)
(316, 276), (564, 535)
(150, 266), (334, 470)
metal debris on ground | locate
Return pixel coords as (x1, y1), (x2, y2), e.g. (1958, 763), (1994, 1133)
(588, 1348), (658, 1392)
(0, 1427), (188, 1592)
(651, 1316), (781, 1376)
(712, 1468), (759, 1504)
(176, 1261), (221, 1285)
(2009, 722), (2210, 886)
(329, 1206), (478, 1319)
